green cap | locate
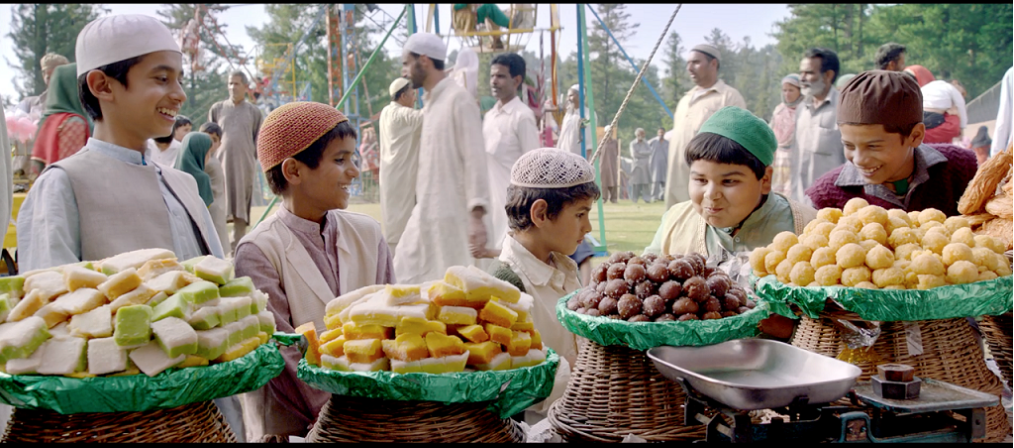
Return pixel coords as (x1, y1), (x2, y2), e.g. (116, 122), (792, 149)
(697, 106), (776, 167)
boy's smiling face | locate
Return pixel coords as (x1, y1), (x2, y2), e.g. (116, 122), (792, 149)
(539, 197), (594, 257)
(689, 160), (771, 229)
(841, 123), (923, 185)
(286, 135), (360, 213)
(95, 50), (186, 148)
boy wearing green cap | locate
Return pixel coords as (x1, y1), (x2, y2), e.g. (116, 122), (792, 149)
(645, 106), (817, 262)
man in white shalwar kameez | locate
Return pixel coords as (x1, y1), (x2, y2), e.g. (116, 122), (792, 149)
(393, 33), (491, 283)
(483, 53), (540, 257)
(556, 84), (596, 158)
(379, 77), (424, 258)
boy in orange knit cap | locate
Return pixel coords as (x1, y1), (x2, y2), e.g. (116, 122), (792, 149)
(234, 101), (395, 441)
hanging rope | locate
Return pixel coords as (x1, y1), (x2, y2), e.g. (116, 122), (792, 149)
(589, 4), (682, 165)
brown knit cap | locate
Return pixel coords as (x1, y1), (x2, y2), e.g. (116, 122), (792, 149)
(837, 70), (922, 129)
(257, 101), (349, 172)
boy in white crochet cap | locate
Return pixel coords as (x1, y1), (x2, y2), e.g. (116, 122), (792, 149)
(489, 148), (601, 424)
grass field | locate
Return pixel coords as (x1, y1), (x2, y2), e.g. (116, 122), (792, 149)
(249, 197), (670, 265)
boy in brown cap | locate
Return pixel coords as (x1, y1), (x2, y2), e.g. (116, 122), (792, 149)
(234, 101), (395, 441)
(806, 70), (977, 216)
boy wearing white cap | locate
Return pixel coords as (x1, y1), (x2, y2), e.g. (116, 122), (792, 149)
(14, 13), (236, 431)
(378, 77), (423, 257)
(392, 32), (491, 283)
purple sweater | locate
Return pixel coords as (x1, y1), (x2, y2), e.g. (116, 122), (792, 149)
(806, 143), (977, 216)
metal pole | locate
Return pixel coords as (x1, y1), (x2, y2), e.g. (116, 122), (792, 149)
(580, 4), (608, 255)
(408, 4), (423, 109)
(575, 4), (586, 160)
(258, 5), (409, 226)
(586, 5), (673, 119)
(434, 3), (440, 35)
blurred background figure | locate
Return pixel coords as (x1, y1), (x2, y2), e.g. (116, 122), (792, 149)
(173, 115), (192, 142)
(13, 53), (69, 180)
(769, 74), (802, 196)
(29, 63), (91, 177)
(451, 46), (479, 100)
(970, 126), (992, 166)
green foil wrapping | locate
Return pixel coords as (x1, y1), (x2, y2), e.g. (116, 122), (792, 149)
(0, 341), (285, 414)
(556, 291), (770, 351)
(297, 348), (560, 418)
(754, 274), (1014, 321)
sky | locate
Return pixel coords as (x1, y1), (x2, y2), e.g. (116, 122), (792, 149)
(1, 4), (791, 104)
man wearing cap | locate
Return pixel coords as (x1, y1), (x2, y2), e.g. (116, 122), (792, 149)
(875, 42), (906, 71)
(648, 127), (668, 202)
(769, 74), (802, 196)
(788, 47), (845, 204)
(664, 43), (747, 209)
(14, 12), (237, 435)
(483, 52), (540, 257)
(209, 71), (263, 254)
(629, 128), (653, 203)
(806, 70), (977, 216)
(393, 32), (491, 283)
(557, 84), (596, 158)
(378, 77), (424, 257)
(14, 53), (70, 179)
(991, 67), (1013, 158)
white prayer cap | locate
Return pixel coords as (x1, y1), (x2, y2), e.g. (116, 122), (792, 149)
(511, 148), (597, 189)
(389, 77), (411, 97)
(569, 84), (580, 94)
(404, 32), (446, 62)
(76, 14), (181, 77)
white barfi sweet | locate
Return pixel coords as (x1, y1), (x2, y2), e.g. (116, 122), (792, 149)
(193, 256), (234, 285)
(151, 317), (198, 358)
(128, 341), (185, 377)
(195, 327), (230, 360)
(0, 316), (50, 363)
(97, 268), (143, 300)
(6, 343), (45, 374)
(69, 305), (113, 338)
(50, 288), (107, 315)
(64, 265), (107, 291)
(109, 283), (157, 313)
(24, 271), (68, 302)
(99, 248), (176, 275)
(36, 337), (88, 375)
(146, 271), (191, 295)
(87, 336), (128, 375)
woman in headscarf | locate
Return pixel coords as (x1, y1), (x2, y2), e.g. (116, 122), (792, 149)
(174, 132), (215, 208)
(556, 84), (596, 158)
(835, 73), (856, 91)
(30, 63), (91, 176)
(768, 74), (802, 196)
(451, 46), (479, 100)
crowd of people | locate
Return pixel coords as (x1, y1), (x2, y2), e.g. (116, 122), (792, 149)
(1, 11), (1012, 443)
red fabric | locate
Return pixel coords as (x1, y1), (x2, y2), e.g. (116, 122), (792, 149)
(923, 113), (961, 144)
(806, 143), (977, 217)
(904, 65), (935, 87)
(31, 112), (89, 167)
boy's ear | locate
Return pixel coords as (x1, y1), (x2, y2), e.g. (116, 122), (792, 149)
(530, 199), (550, 228)
(281, 158), (302, 187)
(905, 123), (926, 148)
(760, 166), (773, 195)
(86, 70), (115, 104)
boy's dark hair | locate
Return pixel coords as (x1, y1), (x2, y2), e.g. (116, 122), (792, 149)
(77, 56), (143, 120)
(491, 53), (526, 83)
(875, 43), (906, 70)
(505, 182), (601, 232)
(840, 121), (920, 141)
(684, 132), (767, 180)
(803, 47), (840, 84)
(199, 122), (223, 137)
(410, 52), (445, 71)
(175, 115), (192, 129)
(393, 83), (411, 101)
(265, 120), (358, 195)
(229, 70), (249, 85)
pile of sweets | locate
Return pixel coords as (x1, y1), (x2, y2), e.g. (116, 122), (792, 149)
(751, 198), (1012, 289)
(0, 249), (276, 378)
(298, 265), (546, 374)
(569, 251), (756, 322)
(959, 144), (1013, 250)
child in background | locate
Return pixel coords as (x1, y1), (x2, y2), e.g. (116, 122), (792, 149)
(489, 148), (601, 424)
(198, 122), (230, 250)
(234, 102), (394, 442)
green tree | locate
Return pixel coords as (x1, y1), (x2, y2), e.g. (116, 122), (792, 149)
(6, 4), (107, 98)
(587, 4), (638, 124)
(662, 31), (688, 108)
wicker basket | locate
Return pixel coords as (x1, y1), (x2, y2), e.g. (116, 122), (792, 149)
(1, 400), (235, 443)
(980, 312), (1013, 388)
(305, 395), (523, 442)
(791, 316), (1012, 443)
(547, 338), (706, 442)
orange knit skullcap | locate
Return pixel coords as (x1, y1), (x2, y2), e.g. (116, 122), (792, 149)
(257, 101), (349, 172)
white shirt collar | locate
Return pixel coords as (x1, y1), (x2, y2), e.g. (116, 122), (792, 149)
(500, 234), (579, 288)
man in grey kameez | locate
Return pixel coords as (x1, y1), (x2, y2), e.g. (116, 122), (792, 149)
(209, 71), (263, 253)
(629, 128), (653, 203)
(599, 126), (620, 203)
(648, 127), (668, 202)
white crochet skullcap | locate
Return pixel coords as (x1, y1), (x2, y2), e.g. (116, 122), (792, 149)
(511, 148), (597, 189)
(76, 14), (181, 77)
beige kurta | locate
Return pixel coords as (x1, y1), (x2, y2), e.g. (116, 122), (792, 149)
(483, 96), (540, 251)
(664, 80), (747, 208)
(205, 155), (230, 250)
(209, 100), (262, 224)
(392, 77), (490, 283)
(378, 101), (424, 254)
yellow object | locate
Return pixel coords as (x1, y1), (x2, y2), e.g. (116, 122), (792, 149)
(486, 323), (512, 346)
(395, 316), (447, 337)
(342, 322), (393, 340)
(464, 341), (502, 365)
(836, 346), (882, 365)
(215, 336), (262, 363)
(506, 330), (532, 356)
(178, 355), (210, 368)
(294, 322), (321, 366)
(64, 371), (97, 379)
(479, 300), (519, 328)
(429, 281), (467, 307)
(3, 193), (25, 249)
(418, 352), (468, 374)
(344, 338), (384, 364)
(437, 305), (477, 326)
(381, 333), (429, 362)
(319, 328), (343, 345)
(425, 332), (465, 358)
(258, 331), (270, 345)
(319, 335), (347, 358)
(324, 313), (343, 331)
(510, 321), (535, 333)
(108, 368), (142, 377)
(474, 352), (512, 371)
(531, 330), (543, 350)
(457, 324), (489, 343)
